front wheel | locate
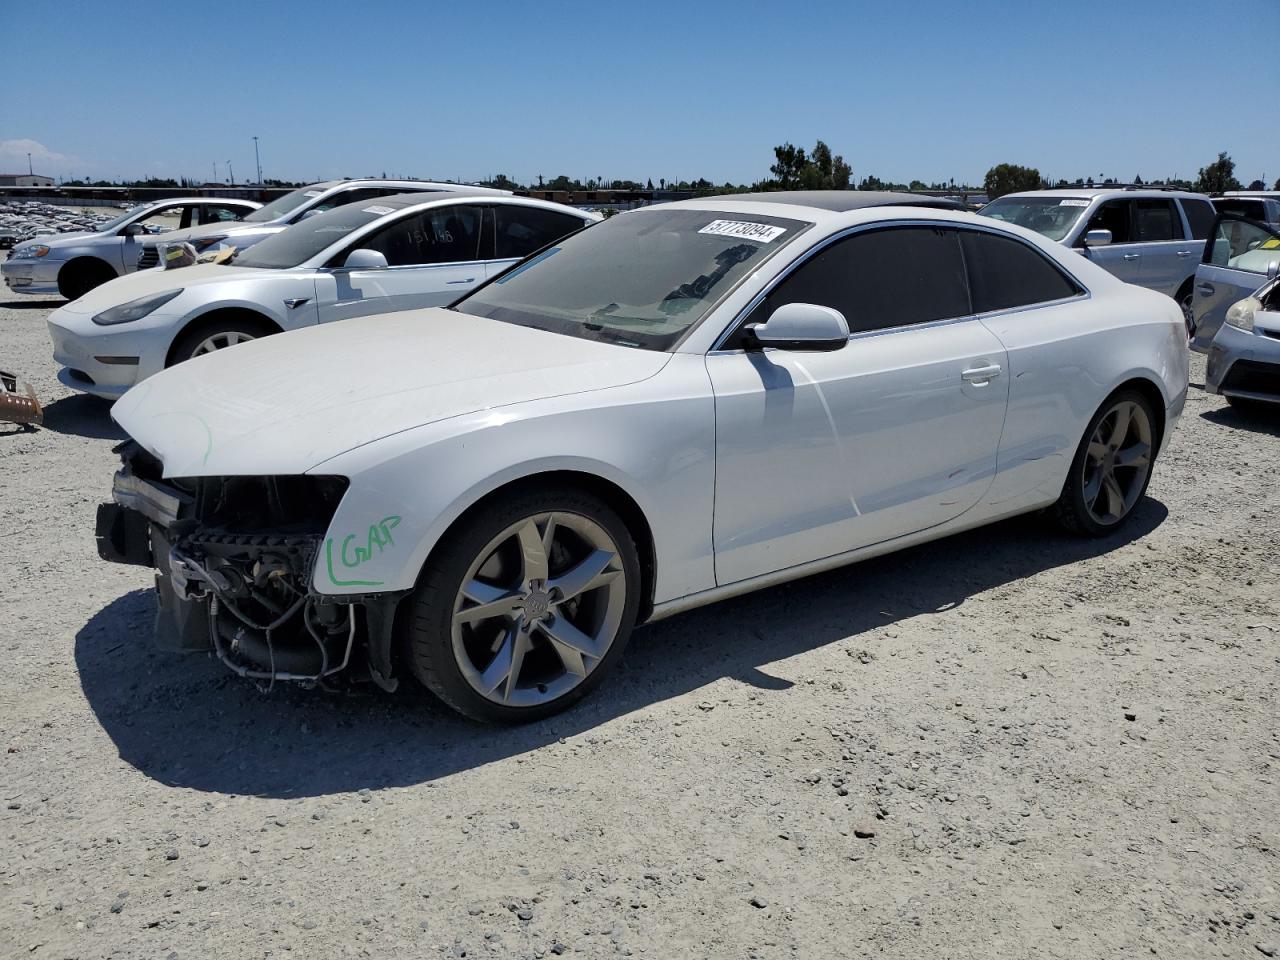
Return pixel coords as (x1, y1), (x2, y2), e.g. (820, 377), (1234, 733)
(1054, 390), (1158, 537)
(169, 315), (274, 366)
(407, 486), (641, 723)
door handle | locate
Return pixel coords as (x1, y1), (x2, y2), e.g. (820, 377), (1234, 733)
(1197, 282), (1215, 296)
(962, 364), (1002, 384)
(1122, 254), (1141, 261)
(1176, 250), (1194, 258)
(446, 277), (476, 285)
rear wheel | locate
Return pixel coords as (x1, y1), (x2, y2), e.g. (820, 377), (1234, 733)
(57, 259), (116, 300)
(169, 314), (275, 366)
(407, 486), (641, 723)
(1054, 390), (1157, 537)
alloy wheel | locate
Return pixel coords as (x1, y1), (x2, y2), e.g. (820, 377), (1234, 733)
(192, 330), (256, 356)
(1081, 399), (1153, 526)
(450, 511), (627, 707)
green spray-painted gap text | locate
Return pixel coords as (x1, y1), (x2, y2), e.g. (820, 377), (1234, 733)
(325, 516), (402, 587)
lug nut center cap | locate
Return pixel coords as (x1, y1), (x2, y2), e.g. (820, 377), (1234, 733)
(522, 589), (552, 619)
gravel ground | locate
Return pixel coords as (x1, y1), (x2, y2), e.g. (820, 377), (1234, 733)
(1, 284), (1278, 960)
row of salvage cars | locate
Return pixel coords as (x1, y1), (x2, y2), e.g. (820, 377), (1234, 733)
(12, 183), (1278, 722)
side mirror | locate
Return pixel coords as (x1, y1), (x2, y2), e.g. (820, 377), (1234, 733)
(342, 248), (388, 270)
(747, 302), (849, 351)
(1267, 260), (1279, 281)
(122, 222), (146, 237)
(300, 208), (323, 221)
(1083, 229), (1112, 247)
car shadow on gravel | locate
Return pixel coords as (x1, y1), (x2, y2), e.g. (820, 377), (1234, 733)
(1, 298), (63, 309)
(76, 498), (1168, 799)
(40, 394), (125, 440)
(1201, 406), (1280, 437)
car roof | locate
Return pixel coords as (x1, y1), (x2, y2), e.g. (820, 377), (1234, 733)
(372, 189), (575, 209)
(1221, 191), (1280, 198)
(303, 179), (509, 195)
(681, 190), (964, 214)
(999, 188), (1208, 201)
(137, 196), (260, 206)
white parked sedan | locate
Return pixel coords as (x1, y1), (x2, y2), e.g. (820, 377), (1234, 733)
(96, 191), (1188, 722)
(47, 190), (596, 399)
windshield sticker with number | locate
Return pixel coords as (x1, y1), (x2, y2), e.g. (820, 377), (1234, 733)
(697, 220), (787, 243)
(1059, 199), (1090, 207)
(362, 205), (396, 215)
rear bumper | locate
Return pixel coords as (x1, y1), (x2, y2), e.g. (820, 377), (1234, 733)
(1205, 325), (1280, 403)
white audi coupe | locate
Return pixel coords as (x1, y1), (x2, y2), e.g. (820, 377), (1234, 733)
(96, 191), (1189, 722)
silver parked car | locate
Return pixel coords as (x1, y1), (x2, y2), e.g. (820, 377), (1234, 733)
(1202, 276), (1280, 414)
(1213, 192), (1280, 230)
(981, 188), (1218, 330)
(2, 197), (261, 299)
(134, 178), (510, 270)
(1190, 212), (1280, 353)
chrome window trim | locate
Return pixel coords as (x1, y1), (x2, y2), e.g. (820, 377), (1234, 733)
(709, 219), (1090, 352)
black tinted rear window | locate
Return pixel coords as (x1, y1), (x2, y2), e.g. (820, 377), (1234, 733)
(1184, 198), (1219, 239)
(961, 230), (1083, 313)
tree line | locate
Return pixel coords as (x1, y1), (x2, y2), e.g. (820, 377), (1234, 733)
(983, 152), (1269, 199)
(53, 147), (1273, 199)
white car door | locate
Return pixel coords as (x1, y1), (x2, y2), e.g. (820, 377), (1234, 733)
(1077, 198), (1143, 285)
(1133, 197), (1199, 296)
(314, 204), (486, 324)
(707, 225), (1009, 586)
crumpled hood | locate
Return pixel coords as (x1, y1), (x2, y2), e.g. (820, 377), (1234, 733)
(62, 262), (274, 315)
(111, 308), (670, 478)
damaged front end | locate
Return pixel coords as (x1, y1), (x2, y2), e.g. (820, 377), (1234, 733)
(96, 441), (404, 690)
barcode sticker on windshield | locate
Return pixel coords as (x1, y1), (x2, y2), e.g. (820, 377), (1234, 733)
(1059, 199), (1090, 207)
(698, 220), (787, 243)
(362, 205), (396, 215)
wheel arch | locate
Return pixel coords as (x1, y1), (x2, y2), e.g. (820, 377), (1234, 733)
(57, 255), (117, 287)
(417, 469), (659, 625)
(1105, 375), (1169, 454)
(164, 306), (283, 366)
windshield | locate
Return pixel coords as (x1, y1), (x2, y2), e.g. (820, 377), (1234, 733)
(233, 203), (389, 269)
(980, 196), (1090, 241)
(96, 203), (151, 233)
(243, 186), (326, 223)
(453, 208), (808, 350)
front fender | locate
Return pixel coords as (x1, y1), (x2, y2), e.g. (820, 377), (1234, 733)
(310, 355), (718, 604)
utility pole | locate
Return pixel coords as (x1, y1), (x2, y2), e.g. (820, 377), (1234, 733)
(27, 152), (33, 175)
(227, 160), (234, 185)
(213, 162), (217, 184)
(252, 136), (262, 184)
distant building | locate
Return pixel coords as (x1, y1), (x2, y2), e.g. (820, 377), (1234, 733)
(0, 173), (55, 187)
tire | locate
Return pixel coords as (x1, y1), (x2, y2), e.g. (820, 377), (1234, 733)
(57, 259), (116, 300)
(1054, 389), (1158, 537)
(407, 485), (642, 723)
(169, 314), (276, 366)
(1175, 282), (1195, 340)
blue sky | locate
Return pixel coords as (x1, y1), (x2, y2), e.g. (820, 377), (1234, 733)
(3, 0), (1276, 187)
